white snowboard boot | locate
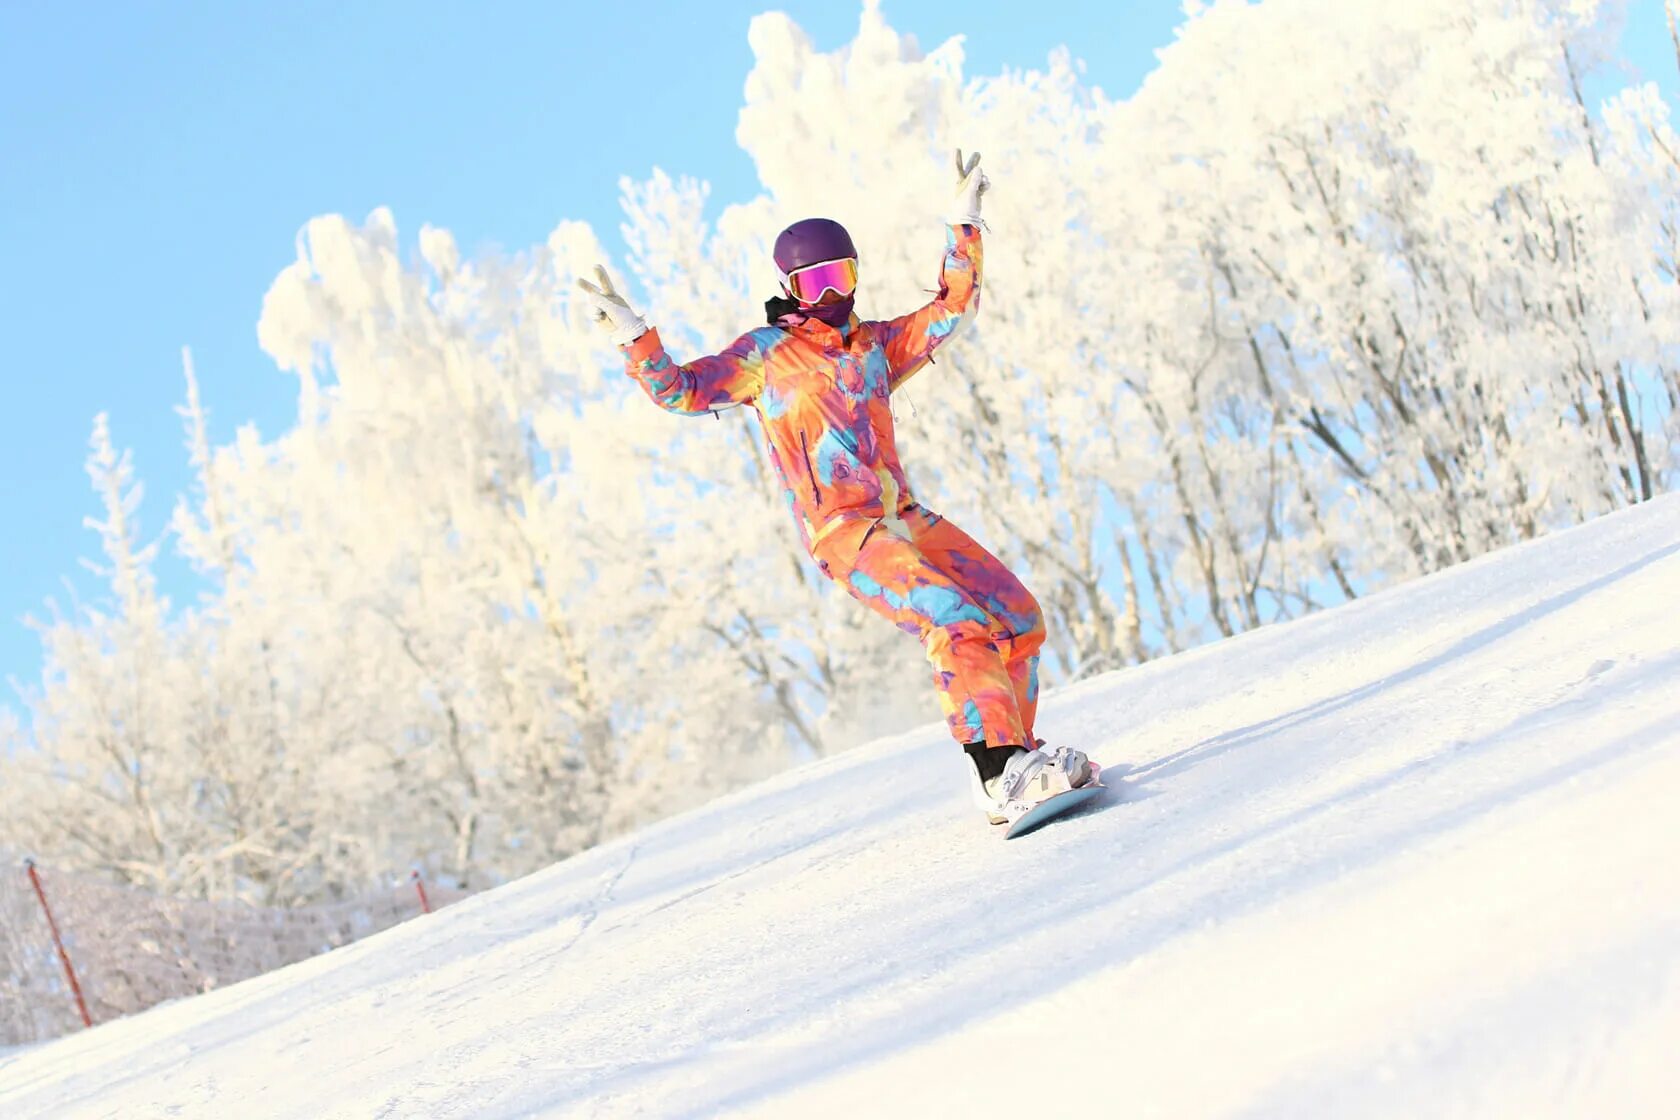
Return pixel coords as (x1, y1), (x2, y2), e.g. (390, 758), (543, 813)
(969, 743), (1093, 825)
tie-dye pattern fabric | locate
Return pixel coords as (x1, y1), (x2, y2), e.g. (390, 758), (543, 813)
(622, 223), (981, 554)
(620, 224), (1043, 746)
(820, 504), (1045, 748)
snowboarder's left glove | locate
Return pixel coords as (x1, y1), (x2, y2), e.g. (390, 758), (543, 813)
(948, 149), (990, 228)
(577, 265), (649, 346)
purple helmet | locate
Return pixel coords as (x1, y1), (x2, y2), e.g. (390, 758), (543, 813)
(773, 218), (857, 274)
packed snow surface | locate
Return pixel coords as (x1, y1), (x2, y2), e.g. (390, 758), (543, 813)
(4, 496), (1679, 1118)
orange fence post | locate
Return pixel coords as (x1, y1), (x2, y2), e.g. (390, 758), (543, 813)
(24, 859), (93, 1029)
(411, 869), (432, 915)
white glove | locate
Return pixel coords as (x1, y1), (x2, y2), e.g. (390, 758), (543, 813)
(577, 265), (649, 346)
(948, 148), (990, 227)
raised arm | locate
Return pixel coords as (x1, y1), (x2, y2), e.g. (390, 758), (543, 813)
(578, 264), (764, 414)
(623, 327), (765, 415)
(878, 222), (984, 393)
(878, 150), (990, 393)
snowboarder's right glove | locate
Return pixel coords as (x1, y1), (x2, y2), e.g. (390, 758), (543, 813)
(577, 265), (649, 346)
(948, 149), (990, 228)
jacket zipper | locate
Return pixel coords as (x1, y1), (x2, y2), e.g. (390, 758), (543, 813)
(799, 432), (821, 502)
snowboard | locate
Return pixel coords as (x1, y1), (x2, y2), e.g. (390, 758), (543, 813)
(1003, 762), (1106, 839)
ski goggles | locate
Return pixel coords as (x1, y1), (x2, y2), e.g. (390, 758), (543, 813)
(782, 256), (859, 303)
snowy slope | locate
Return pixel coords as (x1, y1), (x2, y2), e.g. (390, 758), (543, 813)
(3, 496), (1679, 1119)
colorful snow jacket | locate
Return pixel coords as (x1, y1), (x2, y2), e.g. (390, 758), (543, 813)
(622, 224), (982, 564)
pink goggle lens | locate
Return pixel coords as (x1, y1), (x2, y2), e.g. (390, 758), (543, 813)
(786, 257), (859, 303)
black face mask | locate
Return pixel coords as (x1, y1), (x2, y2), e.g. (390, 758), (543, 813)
(765, 294), (802, 324)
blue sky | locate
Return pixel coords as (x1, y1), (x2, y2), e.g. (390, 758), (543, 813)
(1, 1), (1675, 698)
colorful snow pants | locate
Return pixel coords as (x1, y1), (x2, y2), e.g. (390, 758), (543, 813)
(813, 503), (1045, 748)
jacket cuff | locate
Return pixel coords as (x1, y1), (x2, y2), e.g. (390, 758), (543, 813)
(623, 325), (662, 359)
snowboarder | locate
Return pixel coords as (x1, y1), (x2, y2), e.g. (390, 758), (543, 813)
(578, 151), (1093, 826)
